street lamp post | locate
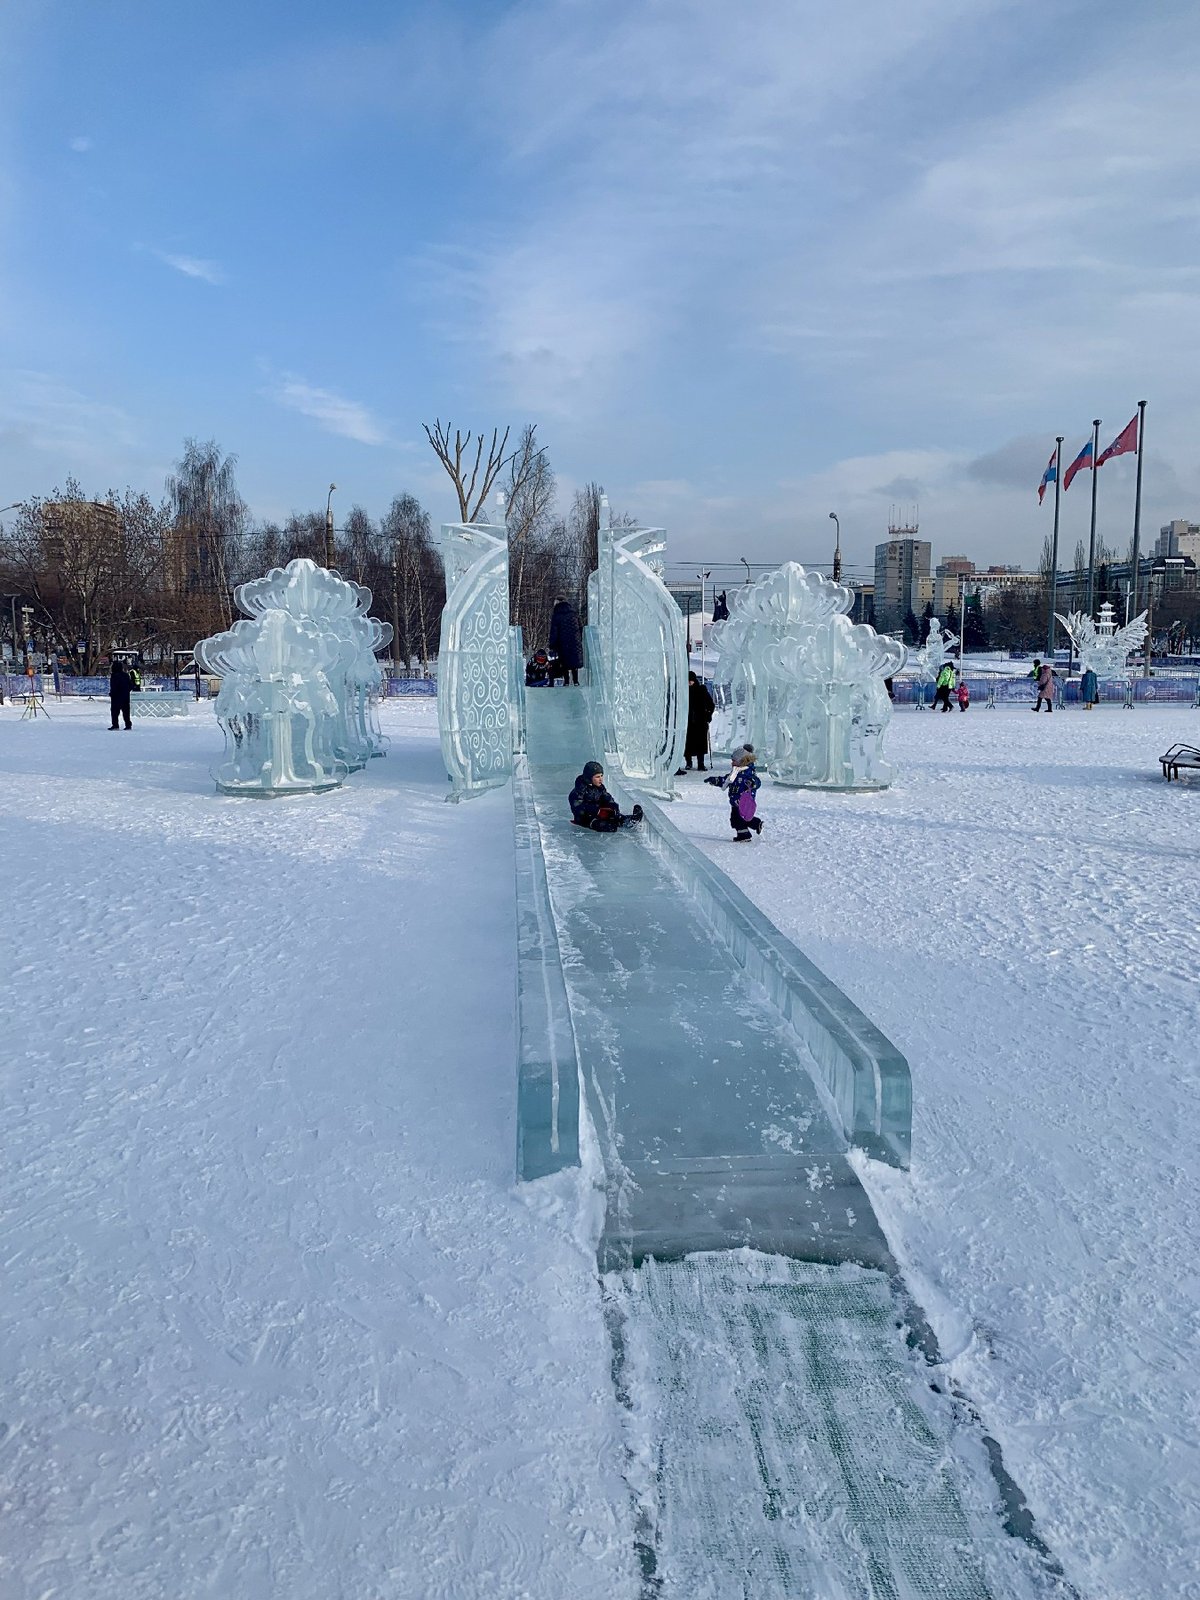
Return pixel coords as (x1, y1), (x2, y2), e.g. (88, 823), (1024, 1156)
(740, 557), (751, 584)
(697, 569), (711, 638)
(324, 483), (337, 569)
(828, 513), (841, 583)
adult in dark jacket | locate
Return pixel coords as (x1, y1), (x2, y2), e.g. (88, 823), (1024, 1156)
(548, 597), (583, 685)
(678, 671), (715, 772)
(568, 761), (643, 832)
(109, 658), (133, 730)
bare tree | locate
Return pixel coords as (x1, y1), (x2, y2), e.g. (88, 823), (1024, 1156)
(166, 439), (246, 633)
(422, 418), (546, 524)
(507, 426), (556, 634)
(382, 493), (442, 671)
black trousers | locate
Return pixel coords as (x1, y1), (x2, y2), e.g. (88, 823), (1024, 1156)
(559, 666), (579, 686)
(934, 686), (952, 711)
(110, 693), (131, 729)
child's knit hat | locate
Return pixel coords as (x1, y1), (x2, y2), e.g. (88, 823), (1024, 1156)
(732, 745), (755, 767)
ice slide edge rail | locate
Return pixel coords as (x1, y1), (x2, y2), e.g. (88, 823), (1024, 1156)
(612, 778), (913, 1170)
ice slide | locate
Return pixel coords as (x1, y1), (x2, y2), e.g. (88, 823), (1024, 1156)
(516, 687), (1074, 1599)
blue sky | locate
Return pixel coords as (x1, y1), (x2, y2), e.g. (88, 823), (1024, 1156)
(2, 0), (1198, 582)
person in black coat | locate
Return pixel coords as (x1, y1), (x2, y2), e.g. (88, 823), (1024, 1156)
(568, 761), (643, 832)
(109, 658), (133, 730)
(712, 590), (729, 622)
(548, 597), (583, 686)
(677, 671), (715, 772)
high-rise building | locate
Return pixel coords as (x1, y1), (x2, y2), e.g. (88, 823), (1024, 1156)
(873, 526), (931, 632)
(1155, 520), (1200, 563)
(934, 555), (975, 614)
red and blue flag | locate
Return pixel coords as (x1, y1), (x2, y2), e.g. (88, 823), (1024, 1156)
(1062, 436), (1094, 492)
(1037, 450), (1057, 504)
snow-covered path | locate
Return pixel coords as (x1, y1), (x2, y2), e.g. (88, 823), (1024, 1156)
(671, 706), (1200, 1600)
(0, 699), (633, 1600)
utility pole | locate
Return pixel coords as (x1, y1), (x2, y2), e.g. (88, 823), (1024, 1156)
(324, 483), (337, 569)
(829, 512), (841, 583)
(1086, 419), (1101, 616)
(1045, 436), (1063, 658)
(1130, 399), (1147, 624)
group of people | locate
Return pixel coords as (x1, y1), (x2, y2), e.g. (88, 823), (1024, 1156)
(569, 743), (764, 842)
(933, 663), (971, 713)
(525, 598), (583, 688)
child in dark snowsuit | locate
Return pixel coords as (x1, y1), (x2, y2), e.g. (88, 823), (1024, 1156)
(568, 761), (644, 832)
(706, 745), (763, 840)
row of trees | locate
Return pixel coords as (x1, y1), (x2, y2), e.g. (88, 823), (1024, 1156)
(0, 425), (606, 674)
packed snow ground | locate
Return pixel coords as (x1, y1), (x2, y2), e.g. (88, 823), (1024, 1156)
(672, 703), (1200, 1600)
(0, 698), (634, 1600)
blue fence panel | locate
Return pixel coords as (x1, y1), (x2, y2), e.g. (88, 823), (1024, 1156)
(384, 676), (437, 697)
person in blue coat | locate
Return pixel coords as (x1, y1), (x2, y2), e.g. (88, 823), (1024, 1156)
(548, 597), (583, 686)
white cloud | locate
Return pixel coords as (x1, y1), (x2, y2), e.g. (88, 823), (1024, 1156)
(266, 371), (388, 446)
(68, 135), (91, 153)
(153, 250), (226, 285)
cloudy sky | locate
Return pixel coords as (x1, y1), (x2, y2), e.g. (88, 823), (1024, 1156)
(1, 0), (1197, 583)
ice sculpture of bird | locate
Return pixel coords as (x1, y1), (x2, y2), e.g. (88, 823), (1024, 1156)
(1054, 605), (1148, 678)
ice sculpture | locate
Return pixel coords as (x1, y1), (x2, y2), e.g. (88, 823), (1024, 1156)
(437, 520), (524, 799)
(709, 563), (905, 789)
(195, 557), (391, 796)
(1055, 602), (1148, 678)
(586, 501), (686, 796)
(908, 618), (956, 704)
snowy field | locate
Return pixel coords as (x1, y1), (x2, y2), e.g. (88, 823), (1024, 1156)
(4, 693), (1198, 1600)
(672, 703), (1200, 1600)
(0, 698), (633, 1600)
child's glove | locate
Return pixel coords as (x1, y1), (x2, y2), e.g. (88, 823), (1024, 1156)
(705, 773), (727, 787)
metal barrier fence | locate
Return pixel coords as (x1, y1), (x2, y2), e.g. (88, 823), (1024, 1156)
(896, 674), (1200, 710)
(2, 673), (211, 700)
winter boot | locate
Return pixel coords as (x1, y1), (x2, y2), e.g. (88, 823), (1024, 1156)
(751, 817), (763, 834)
(735, 828), (752, 841)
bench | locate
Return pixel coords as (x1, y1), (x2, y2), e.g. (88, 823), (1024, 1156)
(1160, 743), (1200, 781)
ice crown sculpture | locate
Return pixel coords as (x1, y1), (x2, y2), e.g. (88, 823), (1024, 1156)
(196, 557), (392, 795)
(709, 563), (906, 789)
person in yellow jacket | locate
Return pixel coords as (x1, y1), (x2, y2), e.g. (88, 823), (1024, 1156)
(934, 661), (955, 712)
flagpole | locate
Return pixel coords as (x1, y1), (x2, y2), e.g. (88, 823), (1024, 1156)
(1086, 417), (1101, 616)
(1129, 399), (1147, 619)
(1046, 434), (1063, 658)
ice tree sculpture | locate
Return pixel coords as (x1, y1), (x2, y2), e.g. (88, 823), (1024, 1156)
(236, 559), (390, 769)
(196, 612), (347, 795)
(196, 557), (392, 796)
(437, 520), (521, 799)
(1055, 602), (1148, 678)
(588, 503), (686, 796)
(708, 563), (906, 790)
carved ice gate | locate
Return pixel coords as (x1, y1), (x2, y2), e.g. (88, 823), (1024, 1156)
(585, 513), (687, 798)
(436, 521), (526, 800)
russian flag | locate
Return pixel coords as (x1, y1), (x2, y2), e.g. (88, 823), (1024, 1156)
(1037, 451), (1057, 504)
(1062, 436), (1093, 492)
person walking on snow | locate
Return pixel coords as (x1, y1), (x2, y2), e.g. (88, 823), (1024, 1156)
(677, 670), (715, 773)
(548, 596), (583, 686)
(1031, 658), (1055, 712)
(934, 661), (955, 712)
(957, 676), (970, 712)
(707, 745), (763, 841)
(108, 657), (133, 730)
(568, 761), (643, 832)
(1081, 667), (1099, 709)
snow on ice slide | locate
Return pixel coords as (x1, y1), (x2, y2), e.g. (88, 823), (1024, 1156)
(520, 687), (1072, 1599)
